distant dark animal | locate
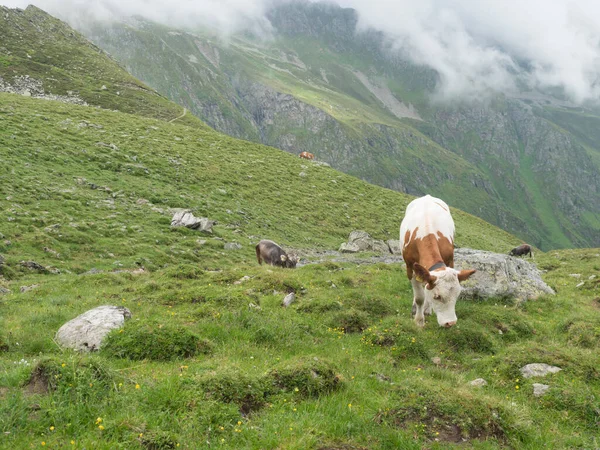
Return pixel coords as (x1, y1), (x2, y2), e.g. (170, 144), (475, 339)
(509, 244), (533, 258)
(299, 151), (315, 160)
(255, 240), (298, 268)
(400, 195), (476, 328)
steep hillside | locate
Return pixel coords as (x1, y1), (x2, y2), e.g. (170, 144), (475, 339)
(0, 5), (206, 128)
(0, 92), (518, 277)
(84, 1), (600, 250)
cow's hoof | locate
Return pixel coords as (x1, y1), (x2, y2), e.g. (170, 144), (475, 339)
(415, 317), (425, 327)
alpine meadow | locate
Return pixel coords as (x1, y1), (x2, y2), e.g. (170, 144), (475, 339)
(0, 4), (599, 450)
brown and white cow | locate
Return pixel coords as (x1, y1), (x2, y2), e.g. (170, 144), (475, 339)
(256, 240), (298, 268)
(400, 195), (476, 328)
(299, 151), (315, 160)
(509, 244), (533, 258)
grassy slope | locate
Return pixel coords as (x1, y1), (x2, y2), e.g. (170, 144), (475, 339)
(0, 5), (205, 129)
(1, 94), (599, 449)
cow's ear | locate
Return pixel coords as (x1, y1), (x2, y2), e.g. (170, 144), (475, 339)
(280, 255), (287, 262)
(457, 269), (476, 282)
(413, 263), (436, 286)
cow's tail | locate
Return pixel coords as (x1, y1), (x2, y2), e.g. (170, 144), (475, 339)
(255, 245), (262, 265)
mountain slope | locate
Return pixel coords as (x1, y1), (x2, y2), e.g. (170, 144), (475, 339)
(1, 8), (599, 449)
(83, 2), (600, 250)
(0, 5), (206, 128)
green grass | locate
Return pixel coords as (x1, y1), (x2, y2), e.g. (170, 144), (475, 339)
(0, 92), (599, 449)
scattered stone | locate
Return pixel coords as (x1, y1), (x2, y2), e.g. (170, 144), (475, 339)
(454, 248), (555, 301)
(431, 357), (441, 365)
(569, 274), (581, 278)
(136, 198), (149, 205)
(224, 243), (242, 251)
(0, 287), (10, 295)
(43, 247), (59, 257)
(171, 210), (216, 232)
(576, 282), (585, 288)
(82, 268), (103, 275)
(19, 261), (46, 272)
(589, 275), (596, 280)
(217, 188), (227, 195)
(299, 172), (307, 177)
(533, 383), (550, 397)
(100, 85), (107, 90)
(282, 292), (296, 307)
(55, 305), (132, 352)
(520, 363), (562, 378)
(469, 378), (488, 387)
(234, 276), (251, 285)
(248, 302), (261, 310)
(19, 284), (38, 293)
(197, 239), (207, 245)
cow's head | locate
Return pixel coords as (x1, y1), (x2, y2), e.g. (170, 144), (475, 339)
(413, 263), (476, 327)
(508, 248), (516, 256)
(280, 254), (298, 269)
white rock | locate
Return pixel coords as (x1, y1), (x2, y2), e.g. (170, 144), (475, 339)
(469, 378), (488, 387)
(520, 363), (562, 378)
(171, 210), (215, 232)
(533, 383), (550, 397)
(576, 282), (585, 288)
(282, 292), (296, 307)
(55, 306), (131, 352)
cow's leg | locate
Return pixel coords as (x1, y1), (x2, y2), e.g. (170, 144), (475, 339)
(411, 278), (426, 327)
(423, 298), (432, 315)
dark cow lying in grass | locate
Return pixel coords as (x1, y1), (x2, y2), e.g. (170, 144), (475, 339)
(256, 240), (298, 268)
(509, 244), (533, 258)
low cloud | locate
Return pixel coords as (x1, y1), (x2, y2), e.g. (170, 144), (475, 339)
(3, 0), (600, 103)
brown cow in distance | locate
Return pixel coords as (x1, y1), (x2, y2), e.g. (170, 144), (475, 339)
(509, 244), (533, 258)
(299, 151), (315, 160)
(256, 240), (298, 268)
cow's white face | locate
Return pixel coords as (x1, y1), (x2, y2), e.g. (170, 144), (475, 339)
(425, 269), (461, 327)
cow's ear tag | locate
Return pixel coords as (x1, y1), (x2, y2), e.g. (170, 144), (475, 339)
(415, 274), (424, 283)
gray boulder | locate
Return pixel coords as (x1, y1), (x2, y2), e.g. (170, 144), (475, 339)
(454, 248), (554, 301)
(469, 378), (488, 387)
(520, 363), (562, 378)
(339, 242), (360, 253)
(55, 305), (132, 352)
(224, 242), (242, 250)
(171, 210), (215, 232)
(339, 230), (390, 254)
(387, 240), (402, 255)
(533, 383), (550, 397)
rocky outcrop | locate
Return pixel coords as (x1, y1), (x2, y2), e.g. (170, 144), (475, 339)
(171, 210), (215, 232)
(339, 230), (389, 253)
(454, 248), (554, 301)
(55, 305), (132, 352)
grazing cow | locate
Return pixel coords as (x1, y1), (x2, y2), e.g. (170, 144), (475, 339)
(400, 195), (476, 328)
(255, 240), (298, 268)
(509, 244), (533, 258)
(299, 151), (315, 160)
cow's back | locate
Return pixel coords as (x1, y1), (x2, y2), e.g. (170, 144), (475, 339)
(400, 195), (455, 248)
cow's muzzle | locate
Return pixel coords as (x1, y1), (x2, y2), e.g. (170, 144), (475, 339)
(443, 321), (456, 328)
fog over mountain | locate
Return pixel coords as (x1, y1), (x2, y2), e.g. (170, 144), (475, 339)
(2, 0), (600, 102)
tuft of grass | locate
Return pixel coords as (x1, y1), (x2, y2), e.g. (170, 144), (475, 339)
(102, 321), (213, 361)
(268, 356), (343, 398)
